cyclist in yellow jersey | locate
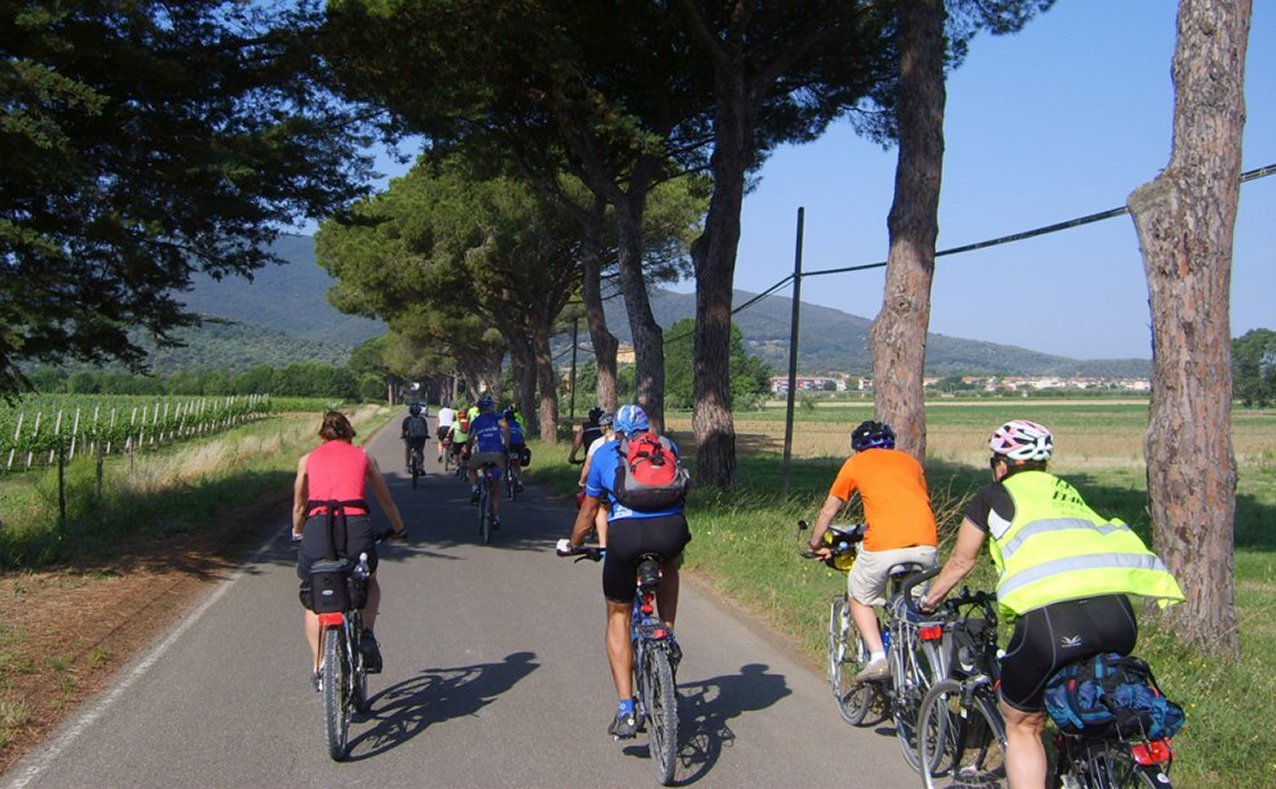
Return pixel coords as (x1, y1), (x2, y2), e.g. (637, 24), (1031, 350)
(921, 420), (1183, 788)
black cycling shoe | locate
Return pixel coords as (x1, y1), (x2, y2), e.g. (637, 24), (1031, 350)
(311, 669), (322, 693)
(491, 518), (501, 531)
(470, 487), (480, 504)
(667, 637), (683, 670)
(360, 630), (383, 674)
(608, 711), (638, 740)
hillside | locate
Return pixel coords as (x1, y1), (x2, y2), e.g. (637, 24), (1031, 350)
(601, 287), (1151, 377)
(181, 234), (385, 347)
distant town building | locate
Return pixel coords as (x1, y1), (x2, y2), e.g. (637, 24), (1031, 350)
(769, 375), (847, 393)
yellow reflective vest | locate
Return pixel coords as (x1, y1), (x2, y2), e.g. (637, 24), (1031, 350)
(987, 471), (1185, 616)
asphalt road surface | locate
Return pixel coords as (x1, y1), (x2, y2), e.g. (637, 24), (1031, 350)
(6, 419), (917, 788)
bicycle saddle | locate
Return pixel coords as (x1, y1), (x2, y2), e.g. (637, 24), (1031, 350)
(887, 561), (926, 577)
(637, 554), (664, 591)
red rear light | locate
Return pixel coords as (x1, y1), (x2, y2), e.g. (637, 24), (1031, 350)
(317, 613), (345, 628)
(653, 629), (667, 638)
(918, 625), (943, 641)
(641, 605), (654, 614)
(1131, 739), (1173, 765)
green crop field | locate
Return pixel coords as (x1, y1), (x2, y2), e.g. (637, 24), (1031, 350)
(529, 399), (1276, 786)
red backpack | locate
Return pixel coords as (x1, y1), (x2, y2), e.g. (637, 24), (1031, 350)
(614, 432), (691, 511)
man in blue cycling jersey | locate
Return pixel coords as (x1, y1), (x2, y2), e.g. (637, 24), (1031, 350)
(559, 404), (691, 740)
(467, 394), (510, 527)
(503, 406), (527, 494)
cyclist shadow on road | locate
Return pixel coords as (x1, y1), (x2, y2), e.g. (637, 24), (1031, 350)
(344, 651), (539, 761)
(623, 662), (791, 785)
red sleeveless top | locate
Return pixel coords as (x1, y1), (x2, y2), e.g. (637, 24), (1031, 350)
(306, 440), (369, 516)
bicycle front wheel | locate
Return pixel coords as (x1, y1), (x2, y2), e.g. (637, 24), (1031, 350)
(644, 648), (679, 786)
(323, 627), (350, 761)
(827, 596), (873, 725)
(919, 679), (1007, 788)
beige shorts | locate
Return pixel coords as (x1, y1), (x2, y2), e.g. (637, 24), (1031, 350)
(848, 545), (938, 606)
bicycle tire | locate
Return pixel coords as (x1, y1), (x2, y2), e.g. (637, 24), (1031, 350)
(827, 596), (873, 725)
(478, 483), (491, 544)
(1054, 737), (1171, 789)
(349, 622), (369, 714)
(894, 630), (947, 772)
(920, 679), (1007, 788)
(323, 627), (350, 761)
(644, 648), (679, 786)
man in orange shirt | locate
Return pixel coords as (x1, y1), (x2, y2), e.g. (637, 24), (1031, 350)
(807, 420), (938, 682)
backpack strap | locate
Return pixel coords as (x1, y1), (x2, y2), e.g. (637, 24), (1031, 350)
(305, 499), (369, 561)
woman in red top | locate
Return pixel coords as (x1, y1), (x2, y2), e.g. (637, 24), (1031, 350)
(292, 412), (405, 685)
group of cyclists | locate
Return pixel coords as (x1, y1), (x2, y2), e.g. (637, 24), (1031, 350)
(291, 399), (1184, 786)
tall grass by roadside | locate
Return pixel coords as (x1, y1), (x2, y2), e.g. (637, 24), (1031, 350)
(522, 414), (1276, 787)
(0, 405), (391, 568)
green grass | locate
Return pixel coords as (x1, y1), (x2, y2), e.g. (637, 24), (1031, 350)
(522, 403), (1276, 787)
(0, 405), (393, 568)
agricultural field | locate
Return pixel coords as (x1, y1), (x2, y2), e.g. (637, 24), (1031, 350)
(532, 399), (1276, 786)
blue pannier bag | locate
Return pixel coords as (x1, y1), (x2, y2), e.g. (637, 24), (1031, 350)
(1044, 652), (1185, 740)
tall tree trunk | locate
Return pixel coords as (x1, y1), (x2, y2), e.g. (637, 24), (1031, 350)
(1127, 0), (1249, 656)
(614, 179), (665, 430)
(530, 319), (560, 441)
(691, 72), (748, 487)
(508, 333), (540, 436)
(582, 205), (620, 411)
(869, 0), (946, 462)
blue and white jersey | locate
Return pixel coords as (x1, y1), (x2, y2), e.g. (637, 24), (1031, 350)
(470, 411), (506, 453)
(506, 418), (525, 445)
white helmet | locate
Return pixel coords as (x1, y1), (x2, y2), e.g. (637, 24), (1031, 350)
(989, 419), (1053, 462)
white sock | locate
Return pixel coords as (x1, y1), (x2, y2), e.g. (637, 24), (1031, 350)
(869, 650), (885, 663)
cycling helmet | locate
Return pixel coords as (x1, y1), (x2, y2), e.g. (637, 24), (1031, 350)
(587, 406), (604, 424)
(477, 394), (496, 411)
(598, 411), (614, 428)
(408, 402), (422, 416)
(614, 404), (649, 435)
(989, 419), (1053, 462)
(503, 407), (517, 420)
(851, 420), (895, 451)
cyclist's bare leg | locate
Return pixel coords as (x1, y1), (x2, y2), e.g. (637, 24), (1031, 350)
(404, 443), (411, 468)
(492, 475), (502, 516)
(362, 575), (381, 632)
(849, 597), (885, 654)
(595, 505), (609, 548)
(304, 610), (321, 671)
(999, 698), (1048, 788)
(655, 559), (679, 628)
(605, 599), (634, 700)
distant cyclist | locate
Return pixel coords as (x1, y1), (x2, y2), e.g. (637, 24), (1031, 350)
(503, 406), (527, 494)
(921, 419), (1184, 788)
(577, 411), (616, 547)
(805, 420), (938, 682)
(559, 404), (690, 739)
(467, 394), (510, 525)
(447, 408), (472, 468)
(293, 411), (405, 686)
(401, 402), (430, 472)
(568, 406), (605, 465)
(435, 402), (456, 463)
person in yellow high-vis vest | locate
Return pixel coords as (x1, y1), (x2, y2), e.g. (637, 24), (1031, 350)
(922, 419), (1183, 789)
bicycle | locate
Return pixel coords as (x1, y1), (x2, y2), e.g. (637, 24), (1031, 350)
(916, 589), (1178, 788)
(409, 444), (424, 489)
(475, 460), (499, 544)
(504, 450), (521, 502)
(560, 545), (681, 786)
(442, 436), (454, 473)
(799, 521), (946, 771)
(316, 552), (372, 762)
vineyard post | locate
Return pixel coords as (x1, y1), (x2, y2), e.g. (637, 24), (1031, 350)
(27, 411), (41, 469)
(106, 408), (116, 454)
(6, 412), (23, 471)
(69, 408), (81, 460)
(49, 410), (63, 466)
(91, 406), (100, 456)
(57, 441), (66, 532)
(150, 400), (158, 445)
(139, 404), (148, 449)
(161, 401), (170, 443)
(129, 406), (138, 476)
(96, 438), (105, 500)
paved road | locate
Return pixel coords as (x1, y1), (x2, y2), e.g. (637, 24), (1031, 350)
(5, 419), (917, 788)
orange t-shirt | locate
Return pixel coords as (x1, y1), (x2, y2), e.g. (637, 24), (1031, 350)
(828, 448), (937, 551)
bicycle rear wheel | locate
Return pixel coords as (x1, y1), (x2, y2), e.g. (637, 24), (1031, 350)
(894, 631), (946, 772)
(827, 595), (874, 725)
(323, 627), (350, 761)
(349, 621), (368, 714)
(643, 648), (679, 786)
(1054, 737), (1171, 789)
(919, 679), (1007, 788)
(478, 485), (491, 544)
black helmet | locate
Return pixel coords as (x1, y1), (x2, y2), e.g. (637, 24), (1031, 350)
(588, 406), (604, 423)
(851, 420), (895, 451)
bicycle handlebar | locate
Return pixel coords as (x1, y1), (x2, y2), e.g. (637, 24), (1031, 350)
(901, 566), (942, 617)
(556, 540), (604, 562)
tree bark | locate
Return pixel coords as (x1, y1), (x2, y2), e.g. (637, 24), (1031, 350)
(691, 69), (748, 487)
(507, 331), (540, 436)
(581, 205), (620, 412)
(869, 0), (946, 462)
(530, 319), (560, 441)
(613, 169), (665, 431)
(1127, 0), (1250, 656)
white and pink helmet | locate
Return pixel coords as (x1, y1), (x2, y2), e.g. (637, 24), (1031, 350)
(989, 419), (1053, 462)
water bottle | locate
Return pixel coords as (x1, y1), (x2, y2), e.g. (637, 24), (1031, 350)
(353, 552), (370, 581)
(882, 628), (891, 654)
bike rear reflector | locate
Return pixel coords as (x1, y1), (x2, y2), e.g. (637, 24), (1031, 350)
(317, 613), (345, 627)
(641, 605), (654, 615)
(653, 629), (667, 638)
(1131, 740), (1173, 765)
(918, 626), (943, 641)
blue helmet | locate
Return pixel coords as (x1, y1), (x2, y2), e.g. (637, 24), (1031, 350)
(477, 394), (495, 411)
(614, 404), (649, 435)
(851, 420), (895, 451)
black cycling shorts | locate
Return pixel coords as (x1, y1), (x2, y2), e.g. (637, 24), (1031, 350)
(602, 513), (691, 602)
(436, 425), (451, 441)
(296, 513), (380, 579)
(404, 437), (427, 452)
(999, 594), (1138, 712)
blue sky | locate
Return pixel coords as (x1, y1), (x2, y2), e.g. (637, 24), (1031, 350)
(352, 0), (1273, 361)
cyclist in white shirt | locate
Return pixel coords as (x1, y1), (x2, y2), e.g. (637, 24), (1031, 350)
(577, 412), (615, 547)
(435, 404), (456, 463)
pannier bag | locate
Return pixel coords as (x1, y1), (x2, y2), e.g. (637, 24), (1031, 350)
(1044, 652), (1185, 740)
(614, 433), (691, 511)
(519, 445), (532, 466)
